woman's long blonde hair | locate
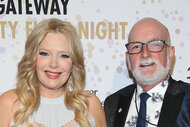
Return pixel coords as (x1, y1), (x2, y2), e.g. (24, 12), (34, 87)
(13, 18), (90, 127)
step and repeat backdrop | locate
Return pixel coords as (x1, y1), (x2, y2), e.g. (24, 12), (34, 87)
(0, 0), (190, 105)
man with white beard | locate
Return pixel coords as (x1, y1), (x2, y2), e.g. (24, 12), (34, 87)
(104, 17), (190, 127)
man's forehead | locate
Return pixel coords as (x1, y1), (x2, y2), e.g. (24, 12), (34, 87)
(128, 21), (168, 42)
(129, 30), (167, 43)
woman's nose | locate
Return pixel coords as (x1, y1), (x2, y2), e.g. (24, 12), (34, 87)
(49, 57), (58, 69)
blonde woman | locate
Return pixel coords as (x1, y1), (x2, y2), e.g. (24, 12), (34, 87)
(0, 18), (106, 127)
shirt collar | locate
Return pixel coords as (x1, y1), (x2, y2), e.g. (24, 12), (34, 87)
(136, 75), (170, 102)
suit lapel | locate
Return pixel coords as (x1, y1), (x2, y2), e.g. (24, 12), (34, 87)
(157, 77), (185, 127)
(114, 85), (136, 127)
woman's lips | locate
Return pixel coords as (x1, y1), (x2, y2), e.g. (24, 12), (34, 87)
(45, 71), (62, 79)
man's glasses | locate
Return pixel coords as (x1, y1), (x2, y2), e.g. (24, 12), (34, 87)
(125, 39), (170, 54)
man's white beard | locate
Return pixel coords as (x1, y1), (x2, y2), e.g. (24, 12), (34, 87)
(128, 51), (170, 85)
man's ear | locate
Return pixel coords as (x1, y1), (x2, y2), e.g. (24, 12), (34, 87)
(125, 52), (131, 71)
(169, 46), (175, 68)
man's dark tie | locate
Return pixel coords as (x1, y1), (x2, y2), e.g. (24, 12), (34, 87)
(136, 92), (150, 127)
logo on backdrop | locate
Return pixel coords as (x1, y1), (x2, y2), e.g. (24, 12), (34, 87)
(86, 89), (98, 95)
(0, 21), (128, 39)
(0, 0), (69, 15)
(0, 1), (128, 40)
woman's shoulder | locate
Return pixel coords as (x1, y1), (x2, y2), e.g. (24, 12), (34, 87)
(81, 91), (103, 108)
(0, 89), (17, 105)
(0, 89), (18, 104)
(0, 89), (19, 126)
(0, 89), (19, 112)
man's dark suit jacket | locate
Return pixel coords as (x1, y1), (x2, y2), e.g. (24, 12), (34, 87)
(104, 77), (190, 127)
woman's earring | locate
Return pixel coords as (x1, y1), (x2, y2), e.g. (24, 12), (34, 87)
(68, 77), (73, 93)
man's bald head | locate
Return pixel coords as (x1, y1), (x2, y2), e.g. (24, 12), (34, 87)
(128, 17), (171, 44)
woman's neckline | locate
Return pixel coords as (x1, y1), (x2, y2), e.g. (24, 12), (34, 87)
(40, 94), (65, 104)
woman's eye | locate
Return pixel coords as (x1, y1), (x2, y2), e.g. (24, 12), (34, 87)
(60, 54), (69, 58)
(39, 52), (48, 56)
